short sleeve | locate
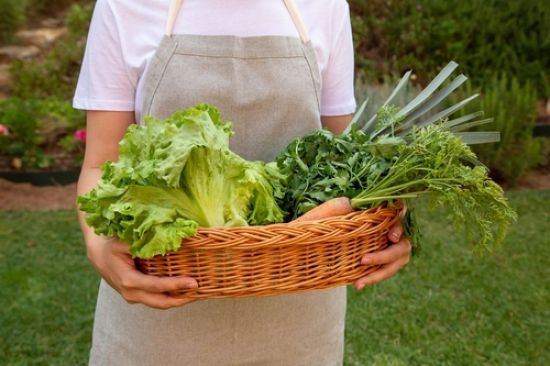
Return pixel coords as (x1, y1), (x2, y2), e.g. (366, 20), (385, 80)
(320, 1), (356, 116)
(73, 0), (136, 111)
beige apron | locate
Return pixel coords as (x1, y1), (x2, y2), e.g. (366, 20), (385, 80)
(89, 1), (346, 365)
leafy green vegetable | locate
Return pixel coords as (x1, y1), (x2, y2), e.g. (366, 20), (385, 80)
(275, 113), (516, 253)
(275, 61), (517, 254)
(276, 122), (517, 253)
(78, 104), (284, 258)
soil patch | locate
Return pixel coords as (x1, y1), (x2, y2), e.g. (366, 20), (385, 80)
(514, 168), (550, 191)
(0, 178), (77, 210)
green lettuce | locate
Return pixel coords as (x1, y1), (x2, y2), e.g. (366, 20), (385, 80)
(78, 104), (285, 258)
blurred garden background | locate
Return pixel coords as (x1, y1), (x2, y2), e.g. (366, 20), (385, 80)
(0, 0), (549, 365)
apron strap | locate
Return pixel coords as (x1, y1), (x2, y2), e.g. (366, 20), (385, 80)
(165, 0), (311, 43)
(165, 0), (183, 36)
(282, 0), (311, 43)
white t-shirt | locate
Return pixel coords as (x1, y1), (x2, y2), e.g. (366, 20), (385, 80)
(73, 0), (356, 121)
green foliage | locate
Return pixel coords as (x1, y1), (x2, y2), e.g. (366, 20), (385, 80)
(9, 2), (93, 100)
(451, 75), (548, 184)
(0, 98), (51, 169)
(0, 0), (26, 45)
(0, 97), (85, 170)
(278, 64), (517, 253)
(276, 122), (516, 253)
(350, 0), (550, 97)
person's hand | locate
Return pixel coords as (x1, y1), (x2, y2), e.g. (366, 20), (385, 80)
(85, 234), (198, 309)
(353, 219), (412, 290)
(294, 198), (412, 289)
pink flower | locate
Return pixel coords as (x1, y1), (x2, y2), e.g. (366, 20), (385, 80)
(73, 129), (87, 142)
(0, 124), (9, 136)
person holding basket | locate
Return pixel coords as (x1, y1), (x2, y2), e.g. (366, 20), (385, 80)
(74, 0), (412, 364)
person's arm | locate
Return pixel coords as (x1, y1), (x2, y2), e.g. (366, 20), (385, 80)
(321, 115), (412, 289)
(78, 111), (198, 309)
(320, 114), (352, 134)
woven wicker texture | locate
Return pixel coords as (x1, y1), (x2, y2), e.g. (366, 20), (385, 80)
(136, 204), (403, 300)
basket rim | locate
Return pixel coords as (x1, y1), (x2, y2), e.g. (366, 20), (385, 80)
(137, 202), (405, 253)
(135, 202), (406, 300)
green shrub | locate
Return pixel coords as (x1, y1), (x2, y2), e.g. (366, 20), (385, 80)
(2, 2), (91, 171)
(451, 75), (547, 184)
(9, 2), (93, 100)
(0, 99), (50, 169)
(350, 0), (550, 97)
(0, 0), (26, 45)
(0, 98), (85, 170)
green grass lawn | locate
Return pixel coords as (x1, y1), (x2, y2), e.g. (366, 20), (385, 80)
(1, 190), (549, 365)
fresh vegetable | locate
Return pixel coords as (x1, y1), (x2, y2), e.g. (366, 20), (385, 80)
(78, 104), (285, 258)
(293, 197), (353, 222)
(275, 62), (516, 253)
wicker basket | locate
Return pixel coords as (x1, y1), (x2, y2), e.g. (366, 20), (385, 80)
(136, 203), (404, 300)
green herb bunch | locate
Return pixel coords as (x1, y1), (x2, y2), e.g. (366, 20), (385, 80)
(275, 62), (517, 253)
(276, 118), (516, 253)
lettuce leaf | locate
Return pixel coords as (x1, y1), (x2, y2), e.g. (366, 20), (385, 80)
(78, 104), (284, 258)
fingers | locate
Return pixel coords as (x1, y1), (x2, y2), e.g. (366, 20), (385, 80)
(354, 259), (403, 290)
(108, 239), (198, 292)
(123, 289), (196, 310)
(355, 237), (412, 290)
(122, 271), (199, 293)
(105, 240), (199, 309)
(388, 199), (407, 243)
(396, 199), (408, 218)
(118, 273), (198, 309)
(361, 238), (411, 265)
(387, 221), (404, 243)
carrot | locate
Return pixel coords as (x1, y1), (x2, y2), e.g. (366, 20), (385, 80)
(294, 197), (353, 222)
